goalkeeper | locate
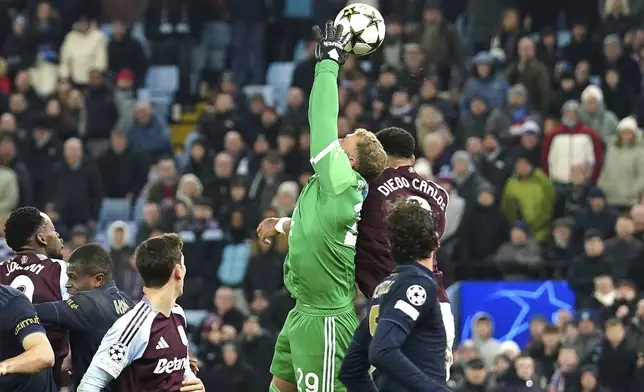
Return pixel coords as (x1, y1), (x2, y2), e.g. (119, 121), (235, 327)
(257, 21), (387, 392)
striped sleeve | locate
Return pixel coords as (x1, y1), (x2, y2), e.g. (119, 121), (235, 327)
(84, 302), (153, 379)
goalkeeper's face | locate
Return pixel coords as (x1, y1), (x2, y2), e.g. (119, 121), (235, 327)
(340, 132), (360, 168)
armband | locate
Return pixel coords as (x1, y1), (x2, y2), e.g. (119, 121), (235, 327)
(275, 218), (290, 234)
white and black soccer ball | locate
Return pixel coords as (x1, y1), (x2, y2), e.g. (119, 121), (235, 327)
(334, 3), (386, 57)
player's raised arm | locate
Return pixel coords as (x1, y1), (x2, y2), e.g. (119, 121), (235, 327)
(0, 293), (55, 375)
(34, 294), (93, 331)
(309, 21), (354, 195)
(77, 303), (151, 391)
(368, 278), (448, 392)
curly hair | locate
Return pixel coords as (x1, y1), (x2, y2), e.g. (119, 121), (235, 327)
(354, 129), (387, 182)
(5, 206), (44, 252)
(385, 198), (438, 262)
(376, 127), (415, 159)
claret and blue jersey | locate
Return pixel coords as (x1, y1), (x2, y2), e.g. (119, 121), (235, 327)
(339, 263), (449, 392)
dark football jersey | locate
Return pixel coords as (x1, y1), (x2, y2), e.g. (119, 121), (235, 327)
(0, 253), (69, 386)
(34, 281), (134, 391)
(82, 298), (194, 392)
(355, 166), (449, 299)
(340, 264), (448, 392)
(0, 284), (57, 392)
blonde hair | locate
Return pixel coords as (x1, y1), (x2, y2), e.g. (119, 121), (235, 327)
(354, 129), (387, 182)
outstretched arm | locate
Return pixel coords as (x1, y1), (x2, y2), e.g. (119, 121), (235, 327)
(309, 22), (355, 195)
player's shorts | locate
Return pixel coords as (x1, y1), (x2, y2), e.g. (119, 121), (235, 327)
(270, 301), (358, 392)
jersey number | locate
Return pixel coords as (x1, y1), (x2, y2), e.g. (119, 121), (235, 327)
(296, 368), (319, 392)
(368, 305), (380, 336)
(10, 275), (35, 302)
(343, 202), (363, 246)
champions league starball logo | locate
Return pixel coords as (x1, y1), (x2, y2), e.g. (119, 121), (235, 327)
(108, 343), (127, 362)
(459, 281), (574, 346)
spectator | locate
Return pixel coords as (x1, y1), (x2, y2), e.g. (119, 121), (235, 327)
(97, 130), (146, 199)
(203, 342), (255, 392)
(568, 231), (612, 301)
(247, 152), (287, 214)
(543, 218), (576, 277)
(506, 120), (541, 169)
(525, 324), (561, 381)
(598, 117), (644, 209)
(578, 365), (608, 392)
(107, 20), (147, 87)
(203, 152), (234, 209)
(223, 130), (250, 176)
(397, 44), (426, 96)
(59, 15), (108, 87)
(84, 69), (119, 155)
(472, 313), (502, 368)
(0, 148), (18, 215)
(600, 35), (640, 95)
(550, 69), (581, 117)
(454, 357), (490, 392)
(506, 37), (551, 114)
(543, 100), (605, 184)
(461, 52), (509, 117)
(486, 84), (541, 147)
(563, 19), (598, 70)
(457, 96), (491, 147)
(24, 115), (62, 209)
(14, 70), (43, 110)
(59, 88), (86, 139)
(0, 132), (33, 207)
(500, 153), (555, 242)
(414, 133), (452, 178)
(437, 172), (465, 243)
(135, 202), (161, 245)
(2, 15), (36, 76)
(581, 275), (617, 324)
(238, 316), (274, 391)
(597, 318), (638, 391)
(604, 216), (642, 281)
(629, 298), (644, 353)
(107, 220), (141, 299)
(578, 85), (619, 143)
(113, 69), (136, 132)
(452, 150), (493, 205)
(490, 8), (525, 62)
(493, 221), (543, 276)
(270, 181), (298, 218)
(183, 136), (213, 182)
(176, 173), (203, 204)
(573, 186), (619, 247)
(573, 309), (604, 364)
(211, 286), (246, 333)
(29, 1), (61, 61)
(601, 67), (634, 119)
(127, 101), (172, 159)
(548, 343), (580, 392)
(415, 104), (450, 153)
(53, 137), (103, 230)
(148, 156), (178, 205)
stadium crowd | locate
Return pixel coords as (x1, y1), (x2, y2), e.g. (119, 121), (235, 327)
(4, 0), (644, 391)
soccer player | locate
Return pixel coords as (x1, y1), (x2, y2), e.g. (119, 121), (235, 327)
(338, 198), (450, 392)
(34, 243), (135, 391)
(77, 234), (204, 392)
(0, 284), (56, 392)
(355, 127), (455, 374)
(0, 206), (68, 387)
(256, 21), (387, 392)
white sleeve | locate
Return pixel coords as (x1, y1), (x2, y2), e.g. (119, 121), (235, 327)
(52, 259), (69, 300)
(82, 303), (152, 383)
(440, 302), (455, 381)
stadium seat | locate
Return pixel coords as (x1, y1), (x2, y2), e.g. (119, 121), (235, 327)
(126, 221), (138, 246)
(266, 62), (295, 114)
(145, 66), (180, 95)
(242, 85), (275, 106)
(98, 199), (132, 231)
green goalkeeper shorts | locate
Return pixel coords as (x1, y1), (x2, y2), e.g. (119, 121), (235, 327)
(270, 302), (358, 392)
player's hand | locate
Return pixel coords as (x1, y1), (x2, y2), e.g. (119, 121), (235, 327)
(0, 362), (7, 376)
(181, 377), (205, 391)
(257, 218), (279, 244)
(189, 355), (200, 374)
(312, 21), (348, 64)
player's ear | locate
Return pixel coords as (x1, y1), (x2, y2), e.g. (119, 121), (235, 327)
(35, 232), (46, 246)
(94, 273), (105, 288)
(173, 264), (183, 280)
(348, 156), (357, 168)
(410, 154), (416, 165)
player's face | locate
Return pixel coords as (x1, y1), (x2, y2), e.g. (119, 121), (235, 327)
(66, 264), (102, 294)
(39, 213), (63, 258)
(339, 132), (359, 168)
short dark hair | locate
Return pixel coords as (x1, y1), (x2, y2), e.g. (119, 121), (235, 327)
(68, 243), (113, 279)
(5, 206), (44, 251)
(385, 198), (439, 262)
(135, 233), (183, 288)
(376, 127), (415, 159)
(543, 324), (560, 334)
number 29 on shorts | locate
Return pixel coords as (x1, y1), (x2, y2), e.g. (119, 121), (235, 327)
(296, 368), (319, 392)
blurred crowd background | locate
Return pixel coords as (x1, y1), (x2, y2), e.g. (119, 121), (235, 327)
(4, 0), (644, 391)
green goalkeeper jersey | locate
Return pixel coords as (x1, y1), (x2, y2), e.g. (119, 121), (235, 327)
(284, 60), (368, 310)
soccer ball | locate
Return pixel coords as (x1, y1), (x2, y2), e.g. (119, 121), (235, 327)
(334, 3), (386, 57)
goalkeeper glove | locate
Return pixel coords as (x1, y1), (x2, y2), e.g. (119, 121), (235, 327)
(312, 21), (348, 65)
